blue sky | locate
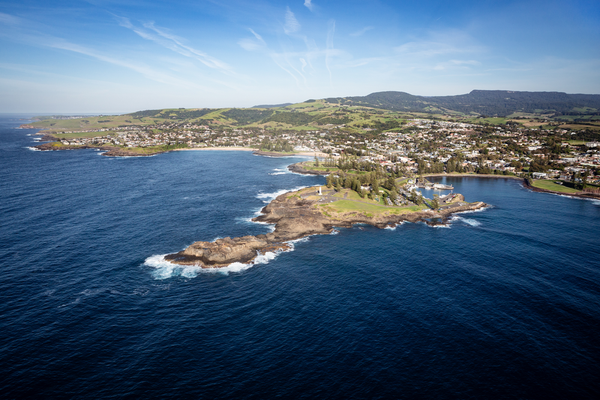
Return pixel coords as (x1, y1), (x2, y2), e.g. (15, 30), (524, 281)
(1, 0), (599, 113)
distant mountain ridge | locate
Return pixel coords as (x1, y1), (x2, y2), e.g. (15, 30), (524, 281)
(325, 90), (600, 117)
(252, 103), (293, 109)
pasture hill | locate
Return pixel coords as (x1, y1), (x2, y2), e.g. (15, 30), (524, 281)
(25, 90), (600, 137)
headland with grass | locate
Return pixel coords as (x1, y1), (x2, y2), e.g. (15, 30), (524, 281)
(165, 185), (486, 268)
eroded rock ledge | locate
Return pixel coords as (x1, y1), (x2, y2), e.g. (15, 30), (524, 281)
(165, 187), (488, 268)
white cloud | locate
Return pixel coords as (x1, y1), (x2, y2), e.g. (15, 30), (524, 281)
(0, 12), (21, 25)
(394, 30), (484, 58)
(325, 20), (335, 87)
(115, 16), (233, 74)
(238, 28), (266, 51)
(350, 26), (373, 37)
(433, 59), (481, 70)
(304, 0), (315, 12)
(284, 7), (300, 35)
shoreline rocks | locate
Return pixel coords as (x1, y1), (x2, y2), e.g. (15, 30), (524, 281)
(523, 178), (600, 200)
(287, 161), (330, 175)
(34, 142), (168, 157)
(165, 188), (488, 268)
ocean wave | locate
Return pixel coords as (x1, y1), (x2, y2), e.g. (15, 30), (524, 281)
(450, 216), (481, 227)
(145, 243), (294, 278)
(145, 254), (206, 279)
(330, 229), (339, 235)
(269, 172), (287, 175)
(25, 146), (41, 151)
(453, 205), (491, 215)
(256, 186), (308, 203)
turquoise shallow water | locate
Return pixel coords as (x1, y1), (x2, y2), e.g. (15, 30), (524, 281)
(1, 116), (600, 399)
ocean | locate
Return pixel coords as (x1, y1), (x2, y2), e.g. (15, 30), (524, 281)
(1, 116), (599, 399)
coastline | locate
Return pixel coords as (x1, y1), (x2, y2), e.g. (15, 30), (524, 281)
(425, 173), (523, 180)
(165, 185), (487, 269)
(176, 147), (256, 152)
(522, 178), (600, 200)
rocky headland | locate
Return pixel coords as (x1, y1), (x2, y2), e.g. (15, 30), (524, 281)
(34, 141), (170, 157)
(287, 161), (330, 175)
(164, 187), (487, 268)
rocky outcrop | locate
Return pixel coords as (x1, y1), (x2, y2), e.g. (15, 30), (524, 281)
(34, 142), (167, 157)
(287, 161), (330, 175)
(165, 188), (488, 268)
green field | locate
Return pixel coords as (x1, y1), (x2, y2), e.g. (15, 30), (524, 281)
(323, 199), (425, 215)
(531, 179), (581, 193)
(53, 131), (111, 139)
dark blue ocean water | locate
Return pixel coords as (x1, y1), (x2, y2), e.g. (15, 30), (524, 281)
(1, 116), (600, 399)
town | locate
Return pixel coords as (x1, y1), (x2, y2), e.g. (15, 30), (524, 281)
(48, 115), (600, 188)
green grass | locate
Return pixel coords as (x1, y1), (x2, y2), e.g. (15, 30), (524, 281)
(463, 117), (507, 125)
(53, 131), (108, 139)
(531, 179), (581, 193)
(325, 199), (425, 215)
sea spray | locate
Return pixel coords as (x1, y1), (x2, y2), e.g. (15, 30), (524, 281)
(256, 186), (309, 203)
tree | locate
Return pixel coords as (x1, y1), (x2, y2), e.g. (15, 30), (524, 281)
(431, 194), (440, 210)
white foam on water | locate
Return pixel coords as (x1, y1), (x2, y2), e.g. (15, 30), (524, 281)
(451, 216), (481, 227)
(256, 186), (308, 203)
(431, 224), (451, 228)
(25, 146), (41, 151)
(269, 172), (287, 175)
(330, 229), (340, 235)
(461, 218), (481, 227)
(590, 200), (600, 206)
(254, 251), (278, 264)
(288, 236), (310, 245)
(145, 233), (313, 279)
(384, 225), (397, 230)
(454, 206), (490, 215)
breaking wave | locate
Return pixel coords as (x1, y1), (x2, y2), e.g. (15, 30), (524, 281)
(450, 216), (481, 227)
(256, 186), (308, 203)
(145, 242), (297, 278)
(269, 168), (288, 176)
(25, 146), (41, 151)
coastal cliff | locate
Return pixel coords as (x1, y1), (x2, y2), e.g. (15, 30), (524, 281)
(165, 187), (487, 268)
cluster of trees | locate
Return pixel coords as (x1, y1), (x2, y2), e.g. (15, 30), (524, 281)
(263, 111), (316, 126)
(259, 138), (294, 152)
(319, 154), (407, 177)
(414, 158), (445, 174)
(223, 109), (274, 125)
(325, 170), (405, 202)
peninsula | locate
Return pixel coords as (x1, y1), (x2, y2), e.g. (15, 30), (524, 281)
(164, 184), (487, 268)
